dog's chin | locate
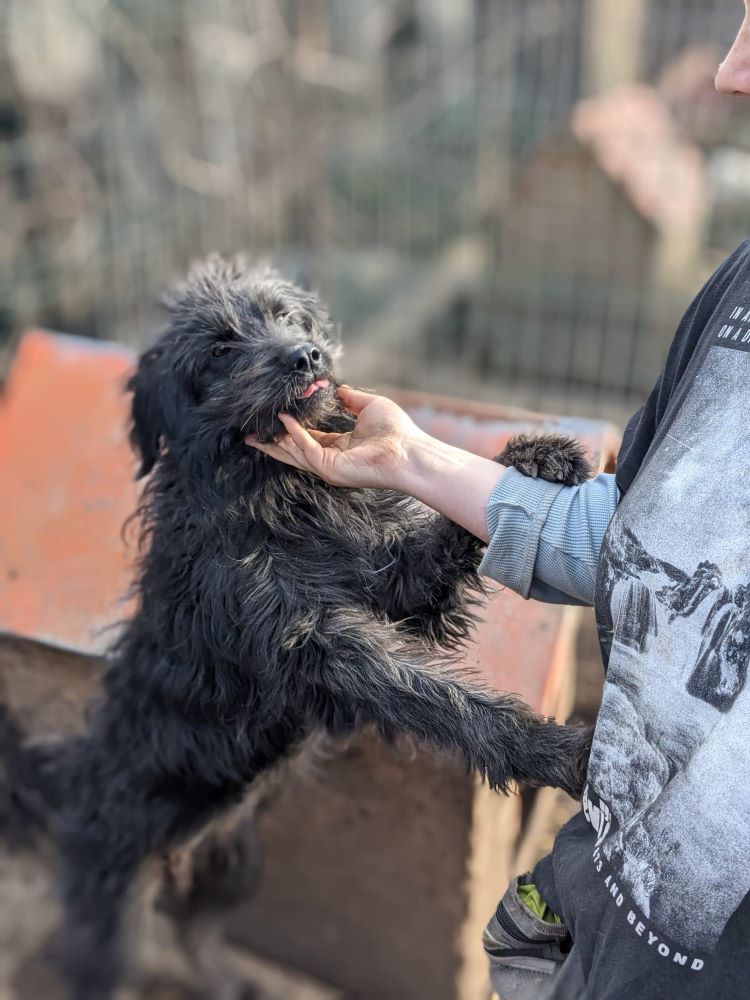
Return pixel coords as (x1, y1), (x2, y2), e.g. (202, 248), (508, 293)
(251, 380), (339, 444)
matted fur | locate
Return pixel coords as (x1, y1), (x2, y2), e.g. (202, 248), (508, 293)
(35, 255), (593, 999)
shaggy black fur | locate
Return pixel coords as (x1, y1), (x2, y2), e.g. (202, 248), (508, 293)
(500, 431), (592, 485)
(45, 255), (592, 999)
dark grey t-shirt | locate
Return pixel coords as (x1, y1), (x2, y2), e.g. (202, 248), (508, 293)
(538, 241), (750, 998)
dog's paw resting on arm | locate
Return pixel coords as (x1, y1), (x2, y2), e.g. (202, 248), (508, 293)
(47, 253), (592, 1000)
(499, 431), (593, 486)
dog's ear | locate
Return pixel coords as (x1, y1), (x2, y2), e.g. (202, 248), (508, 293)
(128, 347), (200, 478)
(128, 348), (164, 477)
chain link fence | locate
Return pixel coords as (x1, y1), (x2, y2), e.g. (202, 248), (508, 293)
(1, 0), (748, 417)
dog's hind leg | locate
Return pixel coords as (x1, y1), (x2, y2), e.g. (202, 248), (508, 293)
(161, 810), (262, 1000)
(58, 842), (143, 1000)
(57, 768), (243, 1000)
(310, 608), (591, 799)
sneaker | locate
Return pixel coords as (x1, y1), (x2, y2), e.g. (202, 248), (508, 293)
(483, 875), (571, 1000)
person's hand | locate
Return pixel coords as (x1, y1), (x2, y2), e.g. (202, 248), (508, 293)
(247, 384), (506, 539)
(245, 386), (426, 490)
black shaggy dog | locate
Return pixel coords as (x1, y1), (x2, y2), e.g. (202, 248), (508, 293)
(50, 255), (592, 999)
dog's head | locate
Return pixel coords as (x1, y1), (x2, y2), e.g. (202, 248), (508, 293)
(128, 254), (341, 476)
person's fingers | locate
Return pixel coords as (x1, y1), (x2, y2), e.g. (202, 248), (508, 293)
(306, 428), (349, 449)
(245, 437), (313, 472)
(248, 426), (343, 449)
(336, 385), (376, 415)
(279, 414), (326, 470)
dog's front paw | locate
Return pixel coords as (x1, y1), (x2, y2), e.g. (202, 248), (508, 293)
(498, 432), (592, 486)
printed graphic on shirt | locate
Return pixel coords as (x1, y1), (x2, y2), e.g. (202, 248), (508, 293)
(590, 338), (750, 956)
(716, 304), (750, 351)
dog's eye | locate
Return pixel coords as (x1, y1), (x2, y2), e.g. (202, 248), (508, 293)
(212, 344), (232, 358)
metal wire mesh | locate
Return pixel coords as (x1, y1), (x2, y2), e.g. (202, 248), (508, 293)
(1, 0), (748, 417)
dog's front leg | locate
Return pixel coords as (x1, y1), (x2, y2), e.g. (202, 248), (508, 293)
(370, 506), (486, 648)
(311, 608), (591, 798)
(370, 432), (592, 646)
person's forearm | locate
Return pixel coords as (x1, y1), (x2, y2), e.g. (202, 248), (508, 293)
(395, 433), (507, 542)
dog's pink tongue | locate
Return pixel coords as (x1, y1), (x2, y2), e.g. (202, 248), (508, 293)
(300, 379), (330, 399)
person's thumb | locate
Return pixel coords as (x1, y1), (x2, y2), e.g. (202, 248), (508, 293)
(337, 385), (375, 415)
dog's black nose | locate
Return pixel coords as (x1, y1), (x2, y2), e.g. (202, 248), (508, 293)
(284, 344), (322, 374)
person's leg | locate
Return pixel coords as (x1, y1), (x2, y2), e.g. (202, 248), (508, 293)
(538, 945), (587, 1000)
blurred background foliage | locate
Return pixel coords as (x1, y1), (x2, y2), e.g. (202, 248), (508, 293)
(1, 0), (749, 419)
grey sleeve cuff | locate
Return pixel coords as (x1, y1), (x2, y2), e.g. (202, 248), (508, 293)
(478, 467), (565, 598)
